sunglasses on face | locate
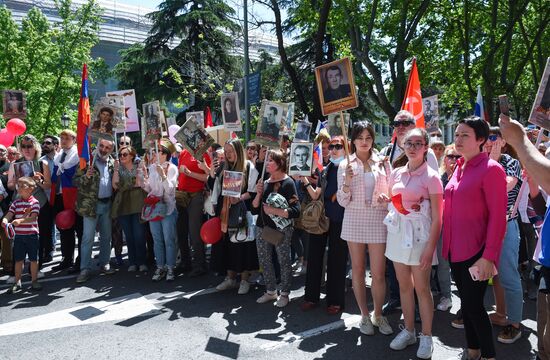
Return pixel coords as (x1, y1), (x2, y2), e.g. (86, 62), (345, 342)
(446, 154), (461, 160)
(119, 153), (130, 158)
(246, 146), (256, 150)
(488, 134), (499, 142)
(404, 142), (425, 150)
(119, 142), (130, 146)
(393, 121), (414, 128)
(20, 144), (34, 150)
(328, 144), (344, 150)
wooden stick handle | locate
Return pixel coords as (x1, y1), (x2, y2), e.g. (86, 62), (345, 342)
(340, 111), (350, 163)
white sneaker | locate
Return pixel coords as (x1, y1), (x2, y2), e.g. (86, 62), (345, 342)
(216, 277), (238, 291)
(152, 268), (166, 282)
(437, 296), (452, 311)
(6, 276), (15, 284)
(139, 265), (148, 272)
(416, 334), (433, 359)
(275, 294), (289, 307)
(127, 265), (138, 272)
(359, 315), (375, 335)
(166, 268), (175, 281)
(372, 315), (394, 335)
(390, 325), (416, 350)
(237, 280), (250, 295)
(37, 271), (45, 279)
(256, 291), (278, 304)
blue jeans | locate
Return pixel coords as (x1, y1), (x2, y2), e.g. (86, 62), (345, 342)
(498, 219), (523, 324)
(118, 213), (147, 266)
(81, 201), (112, 271)
(149, 210), (178, 268)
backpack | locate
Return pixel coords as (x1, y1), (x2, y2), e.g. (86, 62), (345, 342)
(296, 169), (329, 235)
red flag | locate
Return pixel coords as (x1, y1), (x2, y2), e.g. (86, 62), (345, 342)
(76, 64), (91, 169)
(401, 58), (425, 129)
(204, 106), (213, 128)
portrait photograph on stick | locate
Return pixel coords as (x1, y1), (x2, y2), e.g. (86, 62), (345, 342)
(106, 89), (140, 132)
(174, 118), (215, 160)
(222, 170), (244, 198)
(2, 90), (27, 119)
(221, 92), (242, 131)
(186, 111), (204, 128)
(294, 121), (311, 142)
(283, 102), (295, 134)
(315, 58), (358, 116)
(289, 142), (313, 176)
(255, 100), (285, 148)
(105, 95), (126, 132)
(142, 100), (162, 143)
(422, 95), (439, 133)
(529, 57), (550, 130)
(327, 113), (351, 137)
(13, 161), (34, 179)
(90, 100), (119, 142)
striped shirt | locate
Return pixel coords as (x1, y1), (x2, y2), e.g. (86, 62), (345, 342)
(8, 196), (40, 235)
(498, 154), (522, 218)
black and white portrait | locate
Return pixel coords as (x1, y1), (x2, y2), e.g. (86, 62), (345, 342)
(315, 58), (358, 116)
(294, 121), (311, 142)
(221, 92), (241, 131)
(327, 113), (350, 137)
(260, 104), (282, 138)
(142, 101), (162, 142)
(186, 111), (204, 128)
(422, 95), (439, 133)
(289, 142), (313, 176)
(284, 102), (295, 134)
(2, 90), (27, 119)
(174, 118), (215, 160)
(13, 161), (34, 179)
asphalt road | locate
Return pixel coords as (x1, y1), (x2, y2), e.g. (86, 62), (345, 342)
(0, 246), (540, 360)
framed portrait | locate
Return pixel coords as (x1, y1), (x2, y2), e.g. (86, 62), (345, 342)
(159, 109), (168, 137)
(222, 170), (244, 198)
(294, 121), (311, 142)
(186, 111), (204, 128)
(315, 58), (358, 116)
(327, 113), (351, 137)
(422, 95), (440, 133)
(142, 101), (162, 143)
(529, 57), (550, 130)
(221, 92), (242, 131)
(90, 100), (119, 143)
(2, 90), (27, 119)
(255, 100), (284, 148)
(174, 118), (215, 160)
(106, 89), (140, 132)
(13, 161), (35, 179)
(282, 102), (295, 134)
(289, 142), (313, 176)
(104, 95), (126, 132)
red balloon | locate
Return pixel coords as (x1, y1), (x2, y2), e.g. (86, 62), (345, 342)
(0, 128), (15, 147)
(6, 118), (26, 136)
(55, 209), (76, 230)
(200, 217), (222, 244)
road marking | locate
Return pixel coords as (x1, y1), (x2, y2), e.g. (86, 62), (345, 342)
(0, 293), (159, 337)
(261, 314), (362, 350)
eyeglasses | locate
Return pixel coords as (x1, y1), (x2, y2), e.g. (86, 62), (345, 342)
(119, 153), (130, 158)
(119, 142), (130, 146)
(403, 142), (425, 150)
(42, 141), (53, 145)
(446, 154), (461, 160)
(328, 144), (344, 150)
(393, 121), (414, 128)
(20, 144), (34, 150)
(246, 146), (256, 150)
(488, 134), (499, 142)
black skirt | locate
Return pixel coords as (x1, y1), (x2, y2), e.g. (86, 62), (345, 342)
(219, 233), (259, 273)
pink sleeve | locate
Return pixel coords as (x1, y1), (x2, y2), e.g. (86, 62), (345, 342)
(387, 169), (398, 196)
(336, 161), (351, 207)
(31, 201), (40, 214)
(481, 164), (508, 264)
(427, 169), (444, 195)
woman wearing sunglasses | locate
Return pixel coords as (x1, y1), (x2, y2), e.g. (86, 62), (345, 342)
(112, 146), (148, 273)
(7, 135), (52, 273)
(384, 128), (443, 359)
(301, 135), (349, 315)
(337, 121), (393, 336)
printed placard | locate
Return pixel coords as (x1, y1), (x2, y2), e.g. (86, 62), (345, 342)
(289, 142), (313, 176)
(315, 58), (358, 116)
(174, 118), (215, 160)
(222, 170), (243, 198)
(221, 92), (242, 131)
(2, 90), (27, 120)
(529, 57), (550, 130)
(106, 89), (140, 132)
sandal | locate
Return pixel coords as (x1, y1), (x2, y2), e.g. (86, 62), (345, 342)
(326, 305), (342, 315)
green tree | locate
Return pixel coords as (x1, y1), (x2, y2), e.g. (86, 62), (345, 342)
(0, 1), (104, 136)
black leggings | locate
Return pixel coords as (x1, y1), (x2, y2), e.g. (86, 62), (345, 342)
(450, 250), (495, 358)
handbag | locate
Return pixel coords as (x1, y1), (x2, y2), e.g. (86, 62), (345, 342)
(141, 195), (167, 222)
(228, 201), (247, 229)
(261, 225), (284, 246)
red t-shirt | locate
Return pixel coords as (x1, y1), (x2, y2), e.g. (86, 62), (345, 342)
(177, 150), (211, 193)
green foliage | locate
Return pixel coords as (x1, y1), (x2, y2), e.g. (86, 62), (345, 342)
(0, 1), (103, 136)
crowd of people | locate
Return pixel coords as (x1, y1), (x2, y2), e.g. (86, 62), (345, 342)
(1, 110), (550, 360)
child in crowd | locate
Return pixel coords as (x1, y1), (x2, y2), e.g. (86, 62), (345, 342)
(3, 177), (42, 293)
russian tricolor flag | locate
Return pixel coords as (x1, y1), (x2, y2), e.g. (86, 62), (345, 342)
(76, 64), (90, 169)
(312, 144), (323, 171)
(474, 86), (489, 122)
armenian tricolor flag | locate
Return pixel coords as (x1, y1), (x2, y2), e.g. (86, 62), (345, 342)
(76, 64), (90, 169)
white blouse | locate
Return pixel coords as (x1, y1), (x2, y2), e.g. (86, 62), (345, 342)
(142, 162), (178, 216)
(364, 171), (375, 202)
